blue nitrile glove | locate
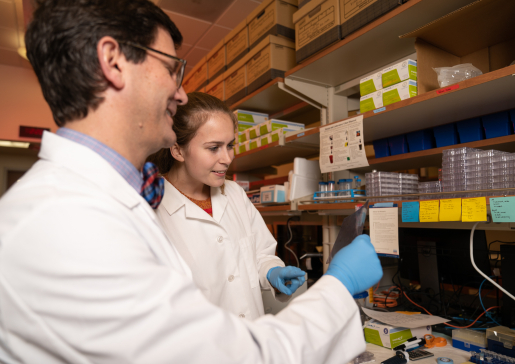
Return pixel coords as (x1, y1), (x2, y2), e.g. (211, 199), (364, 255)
(267, 266), (307, 295)
(326, 234), (383, 296)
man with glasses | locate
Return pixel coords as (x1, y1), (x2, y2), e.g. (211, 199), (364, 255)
(0, 0), (382, 363)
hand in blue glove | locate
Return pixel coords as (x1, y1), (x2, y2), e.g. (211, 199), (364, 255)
(326, 234), (383, 296)
(267, 266), (306, 295)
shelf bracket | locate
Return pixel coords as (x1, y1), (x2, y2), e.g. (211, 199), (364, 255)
(278, 81), (325, 109)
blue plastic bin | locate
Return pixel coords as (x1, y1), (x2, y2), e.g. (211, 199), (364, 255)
(483, 111), (512, 139)
(373, 138), (390, 158)
(510, 109), (515, 132)
(406, 129), (435, 152)
(456, 118), (484, 143)
(388, 134), (408, 155)
(433, 123), (459, 148)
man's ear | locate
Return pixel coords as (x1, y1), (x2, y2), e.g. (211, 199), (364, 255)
(170, 145), (185, 162)
(97, 36), (125, 90)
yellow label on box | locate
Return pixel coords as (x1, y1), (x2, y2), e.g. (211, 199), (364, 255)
(227, 29), (247, 64)
(439, 198), (462, 221)
(249, 5), (275, 46)
(462, 197), (487, 222)
(420, 200), (439, 222)
(247, 47), (271, 85)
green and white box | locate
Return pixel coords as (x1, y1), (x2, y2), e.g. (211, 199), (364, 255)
(247, 123), (264, 140)
(360, 71), (383, 97)
(382, 80), (417, 106)
(382, 59), (417, 88)
(234, 109), (269, 124)
(238, 141), (250, 154)
(249, 137), (261, 150)
(237, 121), (256, 132)
(260, 134), (273, 146)
(260, 185), (286, 203)
(259, 119), (304, 135)
(268, 127), (297, 144)
(238, 131), (247, 143)
(364, 319), (432, 349)
(360, 90), (383, 113)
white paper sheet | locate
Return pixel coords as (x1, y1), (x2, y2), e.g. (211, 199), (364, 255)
(319, 115), (369, 173)
(362, 308), (450, 328)
(369, 207), (399, 257)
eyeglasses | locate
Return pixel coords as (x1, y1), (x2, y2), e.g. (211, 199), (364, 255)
(119, 40), (187, 89)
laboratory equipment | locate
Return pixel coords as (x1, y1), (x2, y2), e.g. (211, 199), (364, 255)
(354, 351), (375, 364)
(408, 350), (434, 361)
(381, 351), (408, 364)
(328, 181), (335, 199)
(452, 329), (487, 352)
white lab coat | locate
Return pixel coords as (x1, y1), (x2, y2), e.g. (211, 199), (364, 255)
(0, 131), (366, 364)
(156, 179), (287, 320)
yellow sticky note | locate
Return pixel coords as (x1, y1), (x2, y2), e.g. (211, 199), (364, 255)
(462, 197), (487, 222)
(440, 198), (462, 221)
(420, 200), (439, 222)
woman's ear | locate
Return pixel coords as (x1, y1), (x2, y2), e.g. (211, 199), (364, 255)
(170, 144), (185, 163)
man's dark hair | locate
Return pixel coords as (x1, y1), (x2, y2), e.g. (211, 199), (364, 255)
(26, 0), (182, 127)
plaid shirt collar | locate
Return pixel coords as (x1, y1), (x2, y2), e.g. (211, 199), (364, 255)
(56, 128), (143, 193)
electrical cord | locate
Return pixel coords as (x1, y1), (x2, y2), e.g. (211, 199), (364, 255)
(285, 217), (300, 268)
(470, 221), (515, 301)
(479, 277), (502, 326)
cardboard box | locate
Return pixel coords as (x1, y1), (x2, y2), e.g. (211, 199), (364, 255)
(207, 40), (226, 81)
(238, 141), (250, 154)
(382, 80), (417, 106)
(247, 0), (297, 49)
(399, 0), (515, 94)
(260, 185), (286, 203)
(299, 0), (312, 8)
(234, 109), (269, 124)
(340, 0), (402, 39)
(238, 131), (247, 143)
(225, 21), (249, 69)
(249, 137), (261, 150)
(360, 90), (383, 113)
(188, 57), (208, 92)
(360, 71), (382, 96)
(364, 319), (432, 349)
(224, 57), (247, 106)
(293, 0), (341, 63)
(206, 74), (224, 101)
(246, 35), (296, 94)
(382, 59), (417, 88)
(259, 119), (304, 135)
(260, 134), (273, 146)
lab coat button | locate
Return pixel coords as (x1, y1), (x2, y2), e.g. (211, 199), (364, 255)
(228, 275), (234, 282)
(239, 314), (245, 318)
(217, 236), (223, 243)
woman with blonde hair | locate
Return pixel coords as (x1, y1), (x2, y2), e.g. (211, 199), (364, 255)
(149, 92), (306, 319)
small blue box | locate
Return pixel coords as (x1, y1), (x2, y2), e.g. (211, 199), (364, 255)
(373, 138), (390, 158)
(406, 129), (435, 152)
(483, 111), (512, 139)
(388, 135), (408, 155)
(434, 123), (459, 148)
(452, 338), (486, 353)
(457, 118), (484, 143)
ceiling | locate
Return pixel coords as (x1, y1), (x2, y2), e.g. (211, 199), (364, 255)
(0, 0), (263, 75)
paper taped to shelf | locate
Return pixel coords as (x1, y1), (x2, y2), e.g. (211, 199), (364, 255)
(362, 308), (450, 328)
(319, 115), (369, 173)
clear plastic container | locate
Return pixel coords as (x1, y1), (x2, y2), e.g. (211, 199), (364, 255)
(356, 179), (362, 189)
(327, 181), (335, 200)
(318, 182), (327, 203)
(337, 179), (346, 197)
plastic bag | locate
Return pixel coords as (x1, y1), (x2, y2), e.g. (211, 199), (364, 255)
(328, 201), (369, 263)
(433, 63), (482, 88)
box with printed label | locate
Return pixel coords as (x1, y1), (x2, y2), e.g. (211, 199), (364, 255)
(225, 21), (249, 69)
(184, 57), (208, 92)
(360, 71), (382, 96)
(224, 57), (247, 106)
(237, 121), (256, 133)
(270, 127), (297, 142)
(206, 74), (224, 101)
(260, 134), (273, 146)
(382, 80), (417, 106)
(238, 141), (250, 154)
(247, 123), (263, 140)
(360, 90), (383, 113)
(259, 119), (304, 135)
(234, 109), (269, 124)
(207, 40), (226, 81)
(293, 0), (341, 63)
(246, 35), (296, 95)
(238, 131), (247, 143)
(364, 319), (432, 349)
(249, 137), (261, 150)
(382, 59), (417, 88)
(260, 185), (286, 203)
(339, 0), (403, 39)
(247, 0), (297, 49)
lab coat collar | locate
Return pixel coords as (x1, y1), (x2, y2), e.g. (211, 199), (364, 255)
(39, 132), (150, 213)
(161, 179), (228, 223)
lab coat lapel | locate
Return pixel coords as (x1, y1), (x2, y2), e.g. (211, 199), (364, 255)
(211, 185), (228, 224)
(161, 180), (214, 223)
